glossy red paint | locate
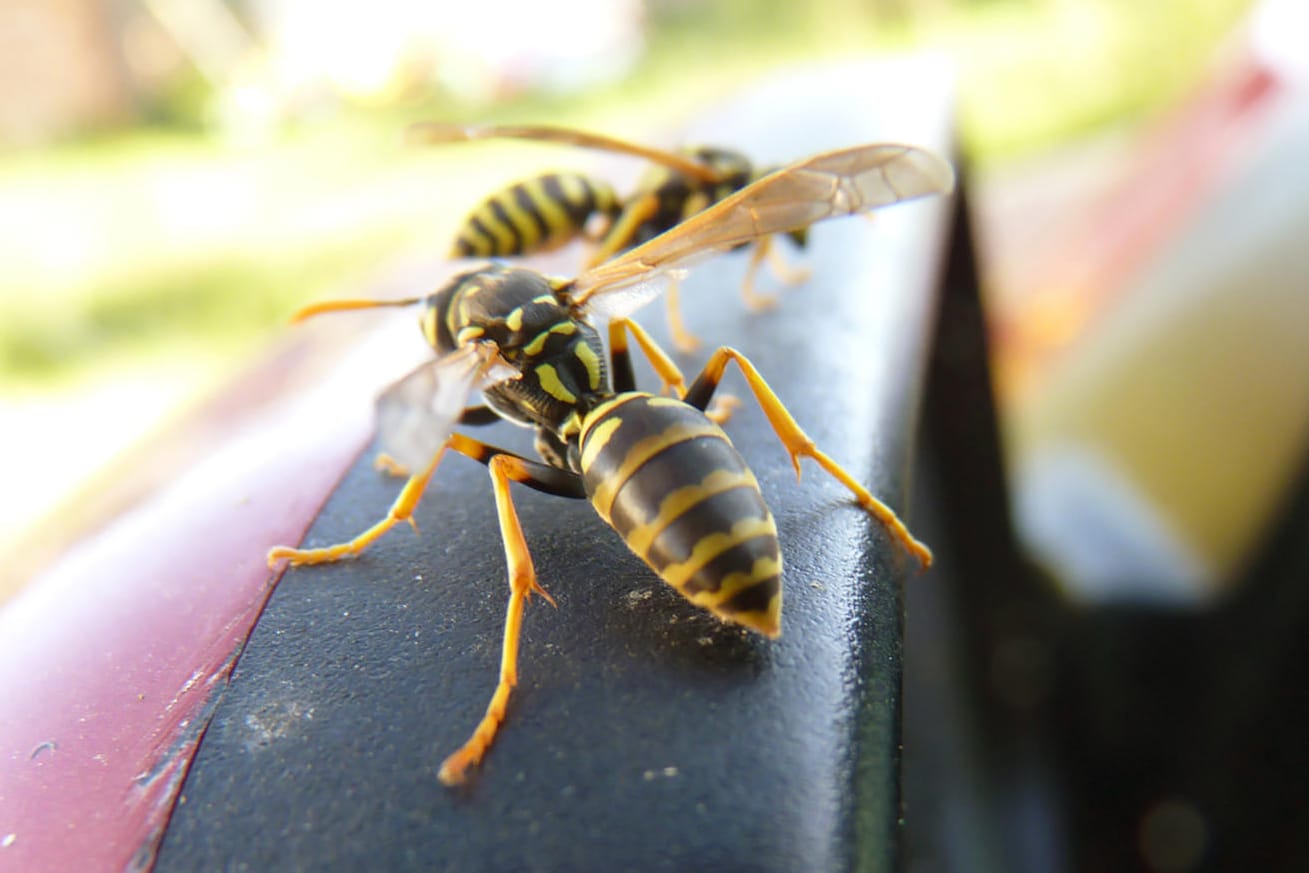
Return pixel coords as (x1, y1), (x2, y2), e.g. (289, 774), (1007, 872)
(0, 318), (422, 871)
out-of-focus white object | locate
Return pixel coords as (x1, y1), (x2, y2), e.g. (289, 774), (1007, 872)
(1249, 0), (1309, 83)
(1009, 0), (1309, 604)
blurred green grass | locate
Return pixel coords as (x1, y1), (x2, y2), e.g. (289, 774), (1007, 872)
(0, 0), (1252, 389)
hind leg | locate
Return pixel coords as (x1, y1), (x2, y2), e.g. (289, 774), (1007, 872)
(684, 346), (932, 568)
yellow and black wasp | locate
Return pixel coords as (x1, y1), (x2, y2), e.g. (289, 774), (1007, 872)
(267, 140), (953, 786)
(408, 123), (838, 351)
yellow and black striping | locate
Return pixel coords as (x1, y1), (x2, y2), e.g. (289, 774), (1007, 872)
(578, 393), (781, 636)
(603, 147), (759, 252)
(451, 172), (622, 258)
(273, 136), (952, 785)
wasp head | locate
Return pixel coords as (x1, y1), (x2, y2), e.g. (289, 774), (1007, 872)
(420, 265), (571, 358)
(430, 264), (608, 432)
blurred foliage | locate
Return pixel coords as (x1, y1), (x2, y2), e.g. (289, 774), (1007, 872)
(0, 0), (1253, 388)
(0, 229), (407, 374)
(140, 68), (214, 132)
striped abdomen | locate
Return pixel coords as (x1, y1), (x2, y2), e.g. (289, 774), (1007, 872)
(452, 173), (621, 258)
(576, 393), (781, 637)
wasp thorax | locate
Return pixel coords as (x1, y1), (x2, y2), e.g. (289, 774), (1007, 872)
(444, 266), (607, 432)
(686, 145), (752, 187)
(445, 267), (561, 353)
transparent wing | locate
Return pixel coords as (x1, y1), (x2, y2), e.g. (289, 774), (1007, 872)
(406, 122), (723, 183)
(375, 343), (519, 471)
(570, 142), (955, 317)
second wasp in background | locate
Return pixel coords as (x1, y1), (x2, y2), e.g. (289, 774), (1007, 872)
(408, 123), (818, 351)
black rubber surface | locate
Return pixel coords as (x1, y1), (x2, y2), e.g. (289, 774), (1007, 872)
(155, 64), (955, 873)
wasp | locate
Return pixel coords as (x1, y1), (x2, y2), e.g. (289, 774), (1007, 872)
(408, 123), (836, 351)
(267, 141), (953, 786)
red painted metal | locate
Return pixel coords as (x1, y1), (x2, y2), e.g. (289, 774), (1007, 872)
(0, 316), (423, 871)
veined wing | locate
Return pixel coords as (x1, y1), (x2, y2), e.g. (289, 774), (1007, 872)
(375, 343), (519, 471)
(569, 143), (955, 318)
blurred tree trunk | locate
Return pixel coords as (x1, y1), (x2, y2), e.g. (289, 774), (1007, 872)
(0, 0), (135, 144)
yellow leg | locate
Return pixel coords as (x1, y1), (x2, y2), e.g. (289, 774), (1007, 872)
(266, 447), (446, 567)
(608, 318), (688, 397)
(664, 278), (702, 354)
(763, 235), (812, 286)
(704, 393), (741, 426)
(740, 239), (780, 312)
(693, 347), (933, 568)
(437, 453), (551, 786)
(741, 236), (812, 312)
(373, 452), (409, 477)
(585, 193), (660, 268)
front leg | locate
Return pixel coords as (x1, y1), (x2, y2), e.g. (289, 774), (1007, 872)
(267, 446), (447, 567)
(435, 444), (587, 786)
(267, 435), (585, 568)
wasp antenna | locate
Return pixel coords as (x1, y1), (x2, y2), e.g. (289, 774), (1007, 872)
(405, 121), (471, 145)
(290, 296), (426, 324)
